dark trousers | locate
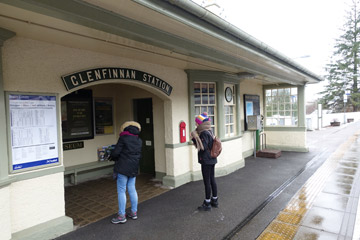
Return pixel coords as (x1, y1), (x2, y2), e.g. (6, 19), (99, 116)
(201, 164), (217, 199)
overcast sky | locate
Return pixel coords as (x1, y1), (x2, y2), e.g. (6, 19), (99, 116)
(192, 0), (352, 100)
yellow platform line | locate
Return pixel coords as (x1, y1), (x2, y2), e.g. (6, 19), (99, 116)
(257, 133), (359, 240)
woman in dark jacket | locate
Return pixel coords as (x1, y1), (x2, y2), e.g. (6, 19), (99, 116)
(191, 113), (218, 211)
(110, 121), (142, 224)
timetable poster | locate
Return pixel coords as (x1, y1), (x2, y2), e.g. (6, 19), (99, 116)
(9, 94), (59, 171)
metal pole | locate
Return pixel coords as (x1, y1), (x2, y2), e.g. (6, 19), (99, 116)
(253, 131), (256, 158)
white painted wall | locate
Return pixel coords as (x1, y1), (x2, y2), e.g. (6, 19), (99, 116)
(217, 138), (243, 167)
(266, 131), (306, 150)
(172, 146), (193, 176)
(0, 186), (11, 240)
(10, 172), (65, 233)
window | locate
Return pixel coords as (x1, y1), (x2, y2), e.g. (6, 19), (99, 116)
(194, 82), (216, 133)
(265, 87), (298, 126)
(224, 84), (236, 137)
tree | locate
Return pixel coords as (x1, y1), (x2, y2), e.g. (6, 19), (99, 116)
(320, 0), (360, 112)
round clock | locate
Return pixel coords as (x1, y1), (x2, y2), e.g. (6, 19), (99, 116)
(225, 87), (233, 102)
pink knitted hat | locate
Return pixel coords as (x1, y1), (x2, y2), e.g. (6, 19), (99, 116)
(195, 112), (210, 125)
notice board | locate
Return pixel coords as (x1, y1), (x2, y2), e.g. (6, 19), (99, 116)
(7, 93), (60, 172)
(243, 94), (260, 131)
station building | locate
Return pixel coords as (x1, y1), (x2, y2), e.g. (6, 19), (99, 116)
(0, 0), (322, 239)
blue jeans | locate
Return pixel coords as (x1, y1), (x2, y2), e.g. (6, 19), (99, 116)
(116, 173), (138, 215)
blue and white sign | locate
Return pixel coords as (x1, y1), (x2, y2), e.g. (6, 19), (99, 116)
(9, 94), (59, 171)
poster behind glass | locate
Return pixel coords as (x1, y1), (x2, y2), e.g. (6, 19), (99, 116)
(61, 89), (94, 142)
(244, 94), (260, 130)
(8, 93), (59, 172)
(95, 98), (114, 134)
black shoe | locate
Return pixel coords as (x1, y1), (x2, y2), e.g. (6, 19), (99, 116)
(211, 198), (218, 208)
(198, 200), (211, 211)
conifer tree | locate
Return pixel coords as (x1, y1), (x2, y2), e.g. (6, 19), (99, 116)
(320, 0), (360, 112)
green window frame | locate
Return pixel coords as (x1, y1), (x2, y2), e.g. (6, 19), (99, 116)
(194, 82), (216, 133)
(265, 87), (298, 126)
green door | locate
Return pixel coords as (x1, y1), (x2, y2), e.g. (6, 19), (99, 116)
(134, 98), (155, 175)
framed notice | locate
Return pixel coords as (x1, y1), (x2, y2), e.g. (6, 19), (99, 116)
(7, 93), (60, 172)
(94, 98), (114, 135)
(61, 89), (94, 142)
(244, 94), (260, 130)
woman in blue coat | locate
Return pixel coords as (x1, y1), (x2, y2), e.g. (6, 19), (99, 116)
(191, 113), (218, 211)
(110, 121), (142, 224)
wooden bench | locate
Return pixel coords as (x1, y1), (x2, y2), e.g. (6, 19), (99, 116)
(64, 161), (114, 185)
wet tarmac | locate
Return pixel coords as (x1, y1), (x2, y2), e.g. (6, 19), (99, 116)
(57, 122), (360, 240)
(257, 129), (360, 240)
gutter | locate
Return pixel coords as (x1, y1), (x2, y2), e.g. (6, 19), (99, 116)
(132, 0), (323, 83)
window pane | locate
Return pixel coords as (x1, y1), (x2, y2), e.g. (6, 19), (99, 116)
(194, 83), (200, 93)
(208, 106), (214, 115)
(285, 103), (291, 110)
(202, 95), (208, 104)
(209, 94), (215, 104)
(195, 106), (201, 115)
(291, 88), (297, 95)
(194, 95), (201, 104)
(266, 96), (272, 104)
(201, 83), (208, 93)
(266, 112), (272, 117)
(201, 106), (207, 113)
(285, 111), (291, 116)
(226, 115), (230, 124)
(278, 89), (284, 96)
(210, 116), (215, 125)
(230, 106), (233, 114)
(279, 118), (285, 125)
(292, 102), (298, 110)
(230, 115), (234, 123)
(224, 106), (229, 114)
(272, 89), (278, 96)
(266, 90), (271, 96)
(209, 84), (215, 93)
(230, 125), (234, 133)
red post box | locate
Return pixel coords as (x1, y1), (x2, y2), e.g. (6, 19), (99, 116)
(180, 121), (186, 143)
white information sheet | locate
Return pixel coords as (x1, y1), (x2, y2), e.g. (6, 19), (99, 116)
(9, 94), (59, 171)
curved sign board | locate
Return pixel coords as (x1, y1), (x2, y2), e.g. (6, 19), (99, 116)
(61, 68), (173, 96)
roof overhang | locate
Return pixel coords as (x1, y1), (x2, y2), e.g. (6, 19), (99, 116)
(0, 0), (322, 85)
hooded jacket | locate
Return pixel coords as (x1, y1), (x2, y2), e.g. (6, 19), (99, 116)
(111, 125), (142, 177)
